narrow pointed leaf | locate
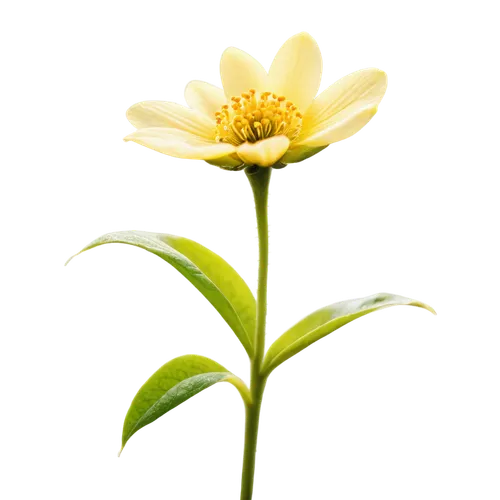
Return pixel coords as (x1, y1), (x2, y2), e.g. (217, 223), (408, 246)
(120, 354), (250, 453)
(67, 231), (256, 356)
(262, 293), (436, 375)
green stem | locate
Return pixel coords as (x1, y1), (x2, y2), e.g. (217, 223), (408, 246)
(240, 166), (272, 500)
(248, 167), (271, 366)
(240, 376), (266, 500)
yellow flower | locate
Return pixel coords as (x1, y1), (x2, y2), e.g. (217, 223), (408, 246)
(125, 33), (388, 170)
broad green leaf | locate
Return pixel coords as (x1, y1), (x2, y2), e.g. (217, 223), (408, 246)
(120, 354), (250, 454)
(262, 293), (436, 375)
(67, 231), (256, 357)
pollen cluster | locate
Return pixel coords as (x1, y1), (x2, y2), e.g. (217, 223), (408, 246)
(215, 89), (302, 145)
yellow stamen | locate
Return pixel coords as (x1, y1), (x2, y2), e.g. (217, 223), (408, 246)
(215, 90), (303, 145)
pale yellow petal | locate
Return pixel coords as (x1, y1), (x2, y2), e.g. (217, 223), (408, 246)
(220, 47), (268, 99)
(184, 80), (226, 118)
(205, 154), (245, 171)
(268, 32), (322, 112)
(281, 145), (328, 164)
(124, 128), (236, 160)
(236, 136), (290, 167)
(300, 68), (387, 144)
(297, 106), (378, 147)
(126, 101), (215, 140)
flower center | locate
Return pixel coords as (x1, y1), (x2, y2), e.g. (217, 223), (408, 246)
(215, 89), (302, 145)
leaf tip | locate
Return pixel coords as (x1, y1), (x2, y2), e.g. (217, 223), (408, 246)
(116, 434), (132, 458)
(64, 250), (80, 269)
(416, 301), (437, 316)
(428, 306), (437, 316)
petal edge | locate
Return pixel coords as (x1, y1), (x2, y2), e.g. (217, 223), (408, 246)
(268, 32), (322, 112)
(125, 128), (236, 160)
(220, 47), (268, 99)
(300, 68), (387, 143)
(127, 101), (215, 140)
(297, 106), (378, 147)
(185, 80), (227, 118)
(236, 136), (290, 167)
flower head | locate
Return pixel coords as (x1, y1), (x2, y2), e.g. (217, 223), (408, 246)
(125, 33), (387, 170)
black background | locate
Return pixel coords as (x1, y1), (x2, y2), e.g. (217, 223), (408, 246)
(55, 23), (443, 500)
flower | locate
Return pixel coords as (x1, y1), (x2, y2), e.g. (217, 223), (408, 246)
(125, 33), (388, 170)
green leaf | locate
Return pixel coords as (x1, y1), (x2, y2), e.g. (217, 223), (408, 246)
(120, 354), (250, 454)
(262, 293), (436, 375)
(67, 231), (256, 357)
